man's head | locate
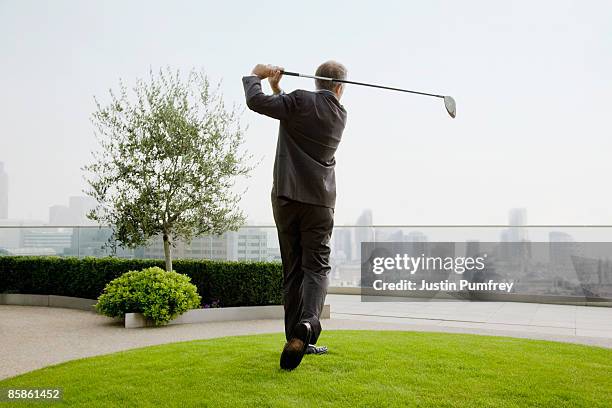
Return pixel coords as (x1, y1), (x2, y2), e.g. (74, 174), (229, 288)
(315, 60), (347, 100)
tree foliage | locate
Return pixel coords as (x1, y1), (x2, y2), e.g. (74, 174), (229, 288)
(84, 68), (252, 271)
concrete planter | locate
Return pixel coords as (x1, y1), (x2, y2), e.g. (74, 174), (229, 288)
(125, 304), (331, 329)
(0, 293), (96, 311)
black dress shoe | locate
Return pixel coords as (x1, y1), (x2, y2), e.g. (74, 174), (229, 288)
(305, 344), (328, 355)
(280, 321), (312, 371)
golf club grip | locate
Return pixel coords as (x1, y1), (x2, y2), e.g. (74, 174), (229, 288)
(280, 71), (300, 77)
(281, 71), (334, 82)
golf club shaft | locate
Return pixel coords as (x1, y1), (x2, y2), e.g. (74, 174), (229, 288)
(281, 70), (444, 99)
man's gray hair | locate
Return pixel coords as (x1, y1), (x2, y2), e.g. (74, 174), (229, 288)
(315, 60), (347, 91)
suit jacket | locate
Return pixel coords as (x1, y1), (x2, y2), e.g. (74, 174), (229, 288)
(242, 75), (347, 208)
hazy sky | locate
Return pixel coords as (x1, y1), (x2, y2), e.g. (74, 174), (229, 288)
(1, 0), (611, 225)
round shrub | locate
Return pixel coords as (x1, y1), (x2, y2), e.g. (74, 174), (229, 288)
(96, 266), (201, 325)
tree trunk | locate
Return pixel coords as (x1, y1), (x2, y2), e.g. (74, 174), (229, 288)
(162, 232), (173, 272)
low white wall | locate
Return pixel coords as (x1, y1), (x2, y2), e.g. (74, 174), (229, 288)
(125, 304), (331, 328)
(0, 293), (96, 311)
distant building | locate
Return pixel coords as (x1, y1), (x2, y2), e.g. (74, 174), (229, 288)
(0, 162), (7, 219)
(508, 207), (527, 224)
(549, 231), (578, 264)
(507, 207), (528, 242)
(141, 228), (269, 262)
(49, 205), (72, 225)
(354, 209), (374, 261)
(356, 209), (373, 227)
(234, 228), (269, 261)
(67, 227), (115, 257)
(546, 231), (585, 282)
(21, 229), (73, 255)
(267, 246), (281, 262)
(332, 228), (353, 261)
(500, 208), (531, 262)
(0, 219), (47, 252)
(405, 231), (428, 242)
(384, 229), (404, 241)
(404, 230), (428, 255)
(49, 196), (96, 225)
(68, 196), (96, 224)
(572, 255), (612, 298)
(332, 263), (361, 287)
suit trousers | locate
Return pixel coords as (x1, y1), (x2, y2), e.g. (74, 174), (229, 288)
(271, 193), (334, 344)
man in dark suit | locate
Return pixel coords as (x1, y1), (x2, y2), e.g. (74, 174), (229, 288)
(243, 61), (347, 370)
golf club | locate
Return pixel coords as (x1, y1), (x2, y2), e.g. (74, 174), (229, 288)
(281, 70), (456, 118)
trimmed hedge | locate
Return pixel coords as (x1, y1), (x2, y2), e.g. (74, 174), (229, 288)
(0, 256), (282, 307)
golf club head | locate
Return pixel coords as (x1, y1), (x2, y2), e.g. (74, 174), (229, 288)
(444, 96), (456, 118)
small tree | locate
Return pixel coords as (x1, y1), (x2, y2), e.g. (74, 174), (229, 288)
(84, 68), (252, 271)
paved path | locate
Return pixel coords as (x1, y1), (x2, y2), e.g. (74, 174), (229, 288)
(1, 295), (611, 380)
(328, 294), (612, 339)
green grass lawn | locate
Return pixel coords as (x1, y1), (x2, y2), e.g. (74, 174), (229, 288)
(1, 331), (611, 407)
